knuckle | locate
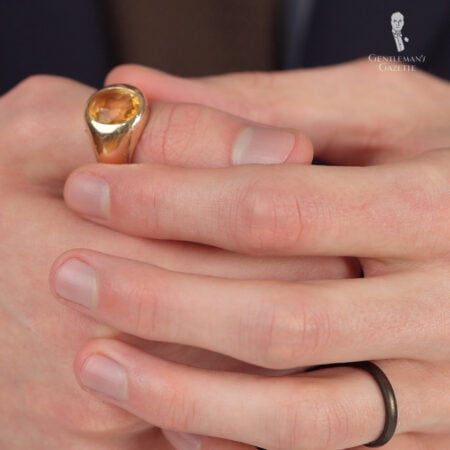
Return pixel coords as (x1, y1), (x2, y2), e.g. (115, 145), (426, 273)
(259, 299), (330, 369)
(232, 180), (303, 255)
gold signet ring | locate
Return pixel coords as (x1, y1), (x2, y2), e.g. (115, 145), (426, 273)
(85, 84), (149, 163)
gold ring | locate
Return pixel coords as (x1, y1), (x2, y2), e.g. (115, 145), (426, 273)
(85, 84), (149, 163)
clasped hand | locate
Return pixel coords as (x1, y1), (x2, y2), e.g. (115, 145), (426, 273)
(1, 60), (450, 450)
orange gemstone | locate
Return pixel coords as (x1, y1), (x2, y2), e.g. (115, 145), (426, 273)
(87, 87), (140, 124)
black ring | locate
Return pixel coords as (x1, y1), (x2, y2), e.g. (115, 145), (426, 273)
(255, 361), (398, 450)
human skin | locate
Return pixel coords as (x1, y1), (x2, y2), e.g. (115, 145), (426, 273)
(0, 75), (356, 450)
(49, 60), (450, 449)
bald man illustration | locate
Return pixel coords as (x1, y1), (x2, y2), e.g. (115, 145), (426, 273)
(391, 11), (409, 52)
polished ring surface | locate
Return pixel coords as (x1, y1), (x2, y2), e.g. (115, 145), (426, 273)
(256, 361), (398, 450)
(85, 84), (149, 163)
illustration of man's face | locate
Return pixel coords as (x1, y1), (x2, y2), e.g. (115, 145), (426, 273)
(391, 12), (404, 31)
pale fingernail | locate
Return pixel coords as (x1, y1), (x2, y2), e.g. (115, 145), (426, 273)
(164, 430), (202, 450)
(65, 174), (110, 219)
(232, 126), (295, 165)
(54, 259), (98, 309)
(80, 354), (128, 402)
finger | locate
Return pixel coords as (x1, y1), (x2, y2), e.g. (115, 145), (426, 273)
(107, 65), (313, 167)
(64, 152), (448, 258)
(5, 77), (350, 287)
(2, 73), (311, 180)
(107, 62), (449, 166)
(50, 251), (447, 370)
(107, 65), (345, 166)
(132, 102), (312, 167)
(74, 340), (449, 450)
(149, 242), (358, 282)
(107, 65), (329, 164)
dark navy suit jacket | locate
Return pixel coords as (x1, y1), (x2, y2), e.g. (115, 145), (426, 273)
(0, 0), (449, 94)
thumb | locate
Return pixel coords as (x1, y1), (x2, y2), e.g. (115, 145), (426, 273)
(105, 65), (313, 167)
(105, 64), (359, 165)
(107, 62), (440, 167)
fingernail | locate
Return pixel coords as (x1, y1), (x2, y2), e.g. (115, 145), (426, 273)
(65, 174), (110, 219)
(164, 430), (202, 450)
(232, 126), (295, 165)
(80, 354), (128, 402)
(54, 259), (98, 309)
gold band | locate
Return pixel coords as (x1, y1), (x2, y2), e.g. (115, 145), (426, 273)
(85, 84), (149, 164)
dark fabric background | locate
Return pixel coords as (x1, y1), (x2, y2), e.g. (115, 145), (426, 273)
(0, 0), (113, 93)
(104, 0), (279, 78)
(0, 0), (449, 94)
(301, 0), (450, 78)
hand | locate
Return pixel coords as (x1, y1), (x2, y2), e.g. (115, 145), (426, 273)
(52, 64), (450, 449)
(0, 75), (354, 449)
(107, 58), (450, 165)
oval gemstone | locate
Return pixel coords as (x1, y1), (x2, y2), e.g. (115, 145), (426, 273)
(87, 87), (140, 124)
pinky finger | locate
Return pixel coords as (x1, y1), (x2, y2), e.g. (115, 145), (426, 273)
(75, 338), (390, 450)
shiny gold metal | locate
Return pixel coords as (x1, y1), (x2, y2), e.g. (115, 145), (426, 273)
(85, 84), (149, 163)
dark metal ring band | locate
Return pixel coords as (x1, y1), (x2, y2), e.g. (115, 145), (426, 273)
(312, 362), (398, 447)
(256, 361), (398, 450)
